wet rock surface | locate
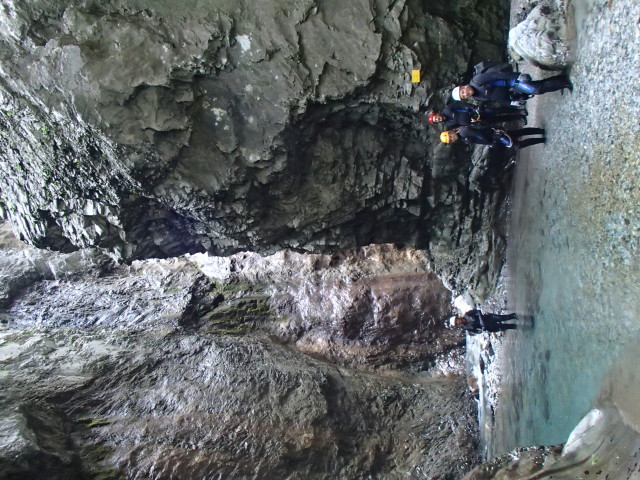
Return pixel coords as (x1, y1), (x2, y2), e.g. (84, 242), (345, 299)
(1, 329), (481, 480)
(1, 221), (466, 370)
(0, 0), (511, 295)
(191, 245), (464, 370)
(0, 223), (480, 479)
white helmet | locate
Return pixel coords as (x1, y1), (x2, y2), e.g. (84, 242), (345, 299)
(451, 86), (462, 101)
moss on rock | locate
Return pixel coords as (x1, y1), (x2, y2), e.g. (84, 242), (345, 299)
(200, 291), (275, 335)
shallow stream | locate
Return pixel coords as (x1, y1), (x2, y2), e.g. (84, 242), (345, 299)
(487, 0), (640, 458)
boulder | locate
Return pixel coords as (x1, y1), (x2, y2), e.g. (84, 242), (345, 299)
(508, 2), (574, 70)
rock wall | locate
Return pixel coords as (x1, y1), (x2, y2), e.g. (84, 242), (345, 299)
(190, 245), (465, 371)
(0, 0), (510, 294)
(0, 225), (480, 479)
(508, 1), (574, 69)
(1, 222), (465, 372)
(1, 329), (480, 480)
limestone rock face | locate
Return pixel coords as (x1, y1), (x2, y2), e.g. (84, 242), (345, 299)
(0, 0), (509, 279)
(189, 245), (464, 370)
(1, 220), (465, 370)
(0, 226), (480, 479)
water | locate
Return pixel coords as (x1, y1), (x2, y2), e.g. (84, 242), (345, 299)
(487, 0), (640, 458)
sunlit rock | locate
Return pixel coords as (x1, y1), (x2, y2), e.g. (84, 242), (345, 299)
(189, 245), (463, 369)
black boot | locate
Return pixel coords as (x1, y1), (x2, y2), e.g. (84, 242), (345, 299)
(538, 75), (572, 94)
(516, 137), (546, 149)
(511, 127), (545, 136)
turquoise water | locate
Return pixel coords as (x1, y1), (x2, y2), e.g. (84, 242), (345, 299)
(488, 0), (640, 458)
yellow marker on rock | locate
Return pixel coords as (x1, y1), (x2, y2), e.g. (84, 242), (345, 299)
(411, 69), (421, 83)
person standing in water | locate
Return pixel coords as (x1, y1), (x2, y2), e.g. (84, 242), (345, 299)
(450, 309), (517, 334)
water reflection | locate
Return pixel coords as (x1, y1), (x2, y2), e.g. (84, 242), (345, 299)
(498, 342), (640, 479)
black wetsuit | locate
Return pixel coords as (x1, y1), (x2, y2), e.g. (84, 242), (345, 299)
(442, 102), (525, 129)
(457, 126), (545, 149)
(469, 71), (571, 105)
(462, 309), (517, 334)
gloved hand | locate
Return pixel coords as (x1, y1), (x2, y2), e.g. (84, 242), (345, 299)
(517, 73), (532, 83)
(510, 100), (526, 107)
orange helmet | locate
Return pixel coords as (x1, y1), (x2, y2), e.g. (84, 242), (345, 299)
(440, 131), (453, 143)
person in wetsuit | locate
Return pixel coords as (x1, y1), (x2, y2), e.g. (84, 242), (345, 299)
(440, 125), (546, 149)
(428, 101), (527, 129)
(452, 70), (572, 106)
(450, 309), (517, 334)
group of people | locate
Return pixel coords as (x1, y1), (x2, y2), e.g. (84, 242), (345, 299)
(436, 62), (573, 335)
(438, 63), (574, 335)
(429, 61), (572, 149)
